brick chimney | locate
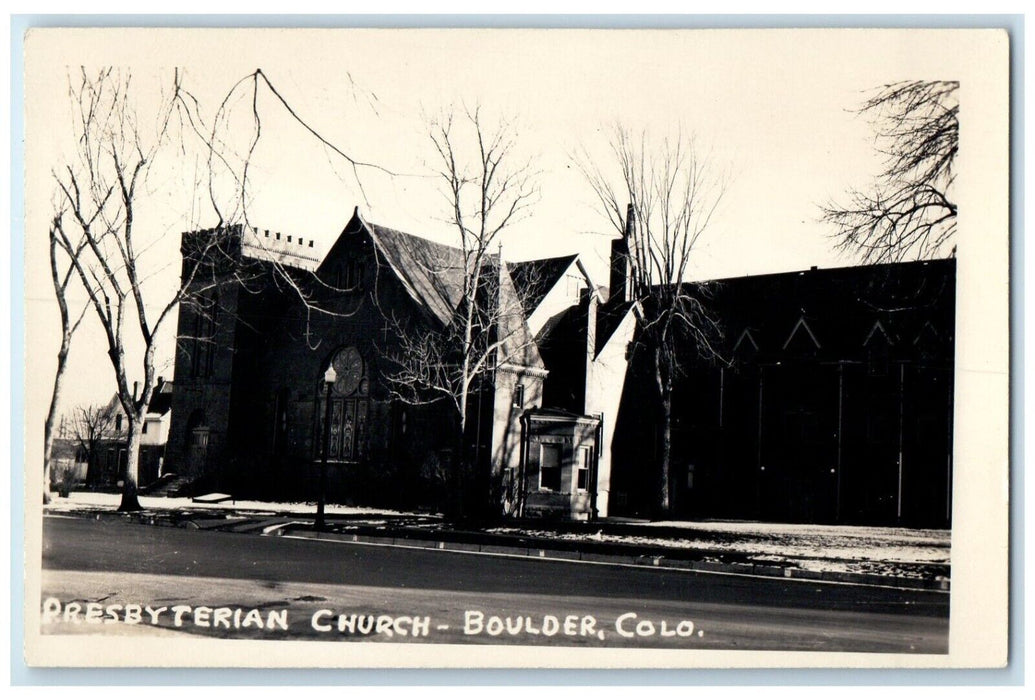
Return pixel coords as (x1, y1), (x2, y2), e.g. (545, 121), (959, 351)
(608, 203), (635, 304)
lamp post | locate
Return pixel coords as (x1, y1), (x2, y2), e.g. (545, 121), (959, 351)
(316, 364), (337, 531)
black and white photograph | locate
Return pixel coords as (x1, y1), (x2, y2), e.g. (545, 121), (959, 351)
(21, 26), (1010, 668)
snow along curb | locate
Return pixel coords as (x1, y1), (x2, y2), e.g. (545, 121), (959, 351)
(274, 526), (951, 593)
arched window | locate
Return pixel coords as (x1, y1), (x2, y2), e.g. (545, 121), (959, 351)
(189, 290), (218, 378)
(316, 346), (370, 461)
(335, 259), (364, 292)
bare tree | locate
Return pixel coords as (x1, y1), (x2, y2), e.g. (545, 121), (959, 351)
(42, 214), (89, 503)
(823, 80), (959, 263)
(380, 107), (539, 518)
(578, 127), (726, 516)
(50, 69), (182, 510)
(50, 67), (385, 511)
(69, 401), (120, 487)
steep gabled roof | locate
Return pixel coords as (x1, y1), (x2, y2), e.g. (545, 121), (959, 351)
(496, 260), (547, 372)
(326, 212), (542, 370)
(364, 220), (469, 327)
(595, 297), (639, 358)
(509, 254), (579, 315)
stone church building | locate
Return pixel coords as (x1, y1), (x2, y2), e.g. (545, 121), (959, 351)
(164, 208), (955, 527)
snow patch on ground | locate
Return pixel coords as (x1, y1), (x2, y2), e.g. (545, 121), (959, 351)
(486, 527), (949, 564)
(44, 491), (412, 518)
(485, 526), (950, 580)
(46, 492), (950, 580)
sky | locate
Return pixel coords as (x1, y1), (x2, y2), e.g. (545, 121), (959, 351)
(23, 27), (983, 413)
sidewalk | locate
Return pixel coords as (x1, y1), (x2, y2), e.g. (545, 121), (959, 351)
(44, 491), (951, 591)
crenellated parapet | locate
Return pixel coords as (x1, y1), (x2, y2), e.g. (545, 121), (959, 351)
(181, 223), (323, 272)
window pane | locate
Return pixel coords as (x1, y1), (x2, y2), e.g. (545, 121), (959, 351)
(541, 444), (561, 491)
(542, 444), (560, 468)
(328, 400), (343, 458)
(355, 400), (368, 458)
(576, 447), (590, 490)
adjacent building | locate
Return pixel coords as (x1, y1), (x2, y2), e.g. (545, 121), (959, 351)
(56, 377), (175, 490)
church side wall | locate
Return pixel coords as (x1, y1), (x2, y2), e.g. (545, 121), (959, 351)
(584, 308), (637, 519)
(490, 367), (544, 514)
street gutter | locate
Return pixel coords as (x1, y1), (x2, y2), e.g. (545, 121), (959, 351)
(271, 523), (951, 593)
(42, 507), (948, 593)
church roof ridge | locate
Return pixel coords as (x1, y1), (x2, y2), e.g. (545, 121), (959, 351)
(348, 209), (513, 327)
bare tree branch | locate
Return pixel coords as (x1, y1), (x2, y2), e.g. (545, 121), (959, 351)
(576, 125), (728, 516)
(823, 80), (958, 263)
(378, 106), (541, 518)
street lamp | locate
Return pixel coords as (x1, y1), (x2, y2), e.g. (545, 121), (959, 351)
(316, 363), (337, 531)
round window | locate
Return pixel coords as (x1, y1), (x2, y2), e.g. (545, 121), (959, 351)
(331, 346), (364, 396)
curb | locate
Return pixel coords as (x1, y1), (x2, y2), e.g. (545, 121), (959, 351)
(278, 526), (951, 593)
(44, 507), (950, 593)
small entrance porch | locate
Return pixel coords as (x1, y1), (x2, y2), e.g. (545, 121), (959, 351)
(516, 408), (601, 520)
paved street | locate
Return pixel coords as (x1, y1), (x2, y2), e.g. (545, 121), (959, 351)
(40, 515), (949, 652)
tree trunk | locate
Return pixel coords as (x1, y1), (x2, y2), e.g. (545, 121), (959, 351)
(652, 345), (675, 518)
(43, 351), (71, 503)
(449, 396), (468, 522)
(44, 327), (76, 503)
(118, 416), (143, 511)
(658, 387), (673, 517)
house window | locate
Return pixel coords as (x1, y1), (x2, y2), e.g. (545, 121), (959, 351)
(566, 274), (582, 299)
(513, 384), (524, 409)
(115, 414), (122, 432)
(539, 443), (562, 491)
(576, 447), (591, 491)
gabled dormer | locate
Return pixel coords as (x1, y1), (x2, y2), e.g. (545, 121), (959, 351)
(782, 315), (822, 354)
(733, 328), (760, 358)
(509, 253), (600, 339)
